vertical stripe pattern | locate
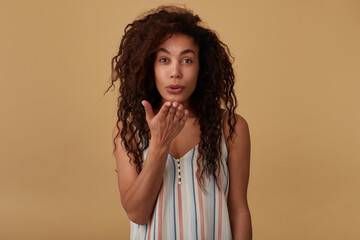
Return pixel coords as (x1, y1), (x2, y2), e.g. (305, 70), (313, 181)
(130, 129), (232, 239)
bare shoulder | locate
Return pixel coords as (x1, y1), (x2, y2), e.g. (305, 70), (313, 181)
(112, 120), (125, 153)
(112, 118), (139, 205)
(112, 120), (123, 144)
(221, 110), (250, 147)
(112, 117), (135, 151)
(222, 111), (252, 219)
(111, 118), (138, 173)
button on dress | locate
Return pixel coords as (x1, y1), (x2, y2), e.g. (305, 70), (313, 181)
(130, 129), (232, 240)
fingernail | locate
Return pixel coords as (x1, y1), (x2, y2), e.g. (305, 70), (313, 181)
(173, 102), (178, 107)
(166, 102), (171, 107)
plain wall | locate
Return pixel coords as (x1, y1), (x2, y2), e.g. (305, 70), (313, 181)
(1, 0), (359, 239)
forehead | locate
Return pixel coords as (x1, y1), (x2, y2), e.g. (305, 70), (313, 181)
(157, 33), (199, 54)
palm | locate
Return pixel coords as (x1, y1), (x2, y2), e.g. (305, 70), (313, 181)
(142, 100), (189, 145)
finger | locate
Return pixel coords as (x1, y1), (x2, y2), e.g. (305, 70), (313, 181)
(167, 102), (178, 118)
(174, 104), (184, 121)
(157, 101), (172, 120)
(141, 100), (154, 122)
(179, 109), (189, 125)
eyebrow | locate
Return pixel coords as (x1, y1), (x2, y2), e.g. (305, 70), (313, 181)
(158, 48), (196, 55)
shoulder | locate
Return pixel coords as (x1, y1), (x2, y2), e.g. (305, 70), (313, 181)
(112, 121), (122, 142)
(222, 111), (252, 219)
(221, 110), (250, 145)
(112, 116), (135, 135)
(112, 117), (135, 151)
(112, 120), (125, 154)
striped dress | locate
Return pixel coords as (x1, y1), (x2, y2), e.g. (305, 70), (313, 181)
(130, 129), (232, 240)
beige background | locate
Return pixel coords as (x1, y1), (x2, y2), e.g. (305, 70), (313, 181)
(1, 0), (359, 239)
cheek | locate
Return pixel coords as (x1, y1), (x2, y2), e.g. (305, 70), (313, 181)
(155, 63), (168, 75)
(154, 66), (164, 86)
(189, 67), (199, 87)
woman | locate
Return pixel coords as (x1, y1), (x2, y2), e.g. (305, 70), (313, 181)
(106, 5), (252, 240)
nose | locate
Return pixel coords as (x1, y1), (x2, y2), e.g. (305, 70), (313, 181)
(170, 62), (182, 79)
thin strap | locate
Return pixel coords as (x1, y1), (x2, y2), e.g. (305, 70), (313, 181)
(126, 118), (144, 148)
(220, 110), (228, 139)
(126, 118), (137, 130)
(221, 110), (228, 124)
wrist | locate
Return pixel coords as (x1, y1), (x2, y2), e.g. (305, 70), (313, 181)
(148, 140), (170, 156)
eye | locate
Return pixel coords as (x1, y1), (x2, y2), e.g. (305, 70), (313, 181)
(183, 58), (192, 63)
(159, 57), (168, 63)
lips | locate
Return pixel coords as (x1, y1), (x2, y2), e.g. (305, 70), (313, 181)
(165, 85), (184, 94)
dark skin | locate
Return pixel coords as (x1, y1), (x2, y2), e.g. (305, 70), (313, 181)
(113, 101), (189, 225)
(113, 101), (252, 239)
(113, 33), (252, 239)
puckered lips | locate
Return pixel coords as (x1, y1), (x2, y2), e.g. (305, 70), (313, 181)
(165, 84), (185, 94)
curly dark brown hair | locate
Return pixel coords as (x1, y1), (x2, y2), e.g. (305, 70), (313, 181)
(105, 5), (237, 188)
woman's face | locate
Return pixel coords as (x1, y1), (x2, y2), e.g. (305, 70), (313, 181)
(154, 33), (200, 110)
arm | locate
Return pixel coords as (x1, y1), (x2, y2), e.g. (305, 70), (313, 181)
(113, 101), (188, 225)
(225, 114), (252, 240)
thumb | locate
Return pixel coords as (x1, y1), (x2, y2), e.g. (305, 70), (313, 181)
(141, 100), (155, 122)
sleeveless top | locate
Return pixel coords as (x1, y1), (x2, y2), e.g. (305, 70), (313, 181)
(129, 116), (232, 240)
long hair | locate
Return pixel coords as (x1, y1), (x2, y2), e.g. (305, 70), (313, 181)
(105, 5), (237, 188)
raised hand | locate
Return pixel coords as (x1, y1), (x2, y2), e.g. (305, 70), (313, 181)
(141, 100), (189, 146)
